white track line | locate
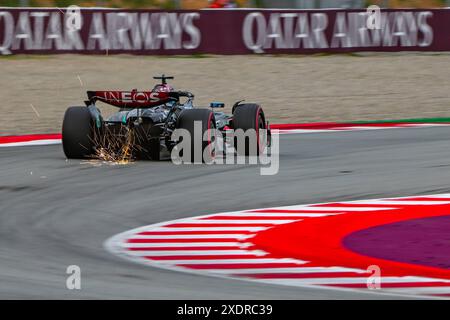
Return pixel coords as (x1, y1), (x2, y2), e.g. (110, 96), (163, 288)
(150, 258), (308, 265)
(261, 276), (448, 286)
(220, 212), (336, 217)
(131, 249), (268, 257)
(206, 267), (366, 274)
(178, 219), (297, 225)
(250, 206), (395, 211)
(385, 287), (450, 295)
(129, 234), (255, 239)
(147, 227), (268, 232)
(420, 194), (450, 198)
(122, 242), (253, 248)
(346, 200), (450, 205)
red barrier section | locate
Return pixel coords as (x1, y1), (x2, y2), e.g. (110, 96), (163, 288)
(0, 133), (61, 144)
(270, 122), (353, 130)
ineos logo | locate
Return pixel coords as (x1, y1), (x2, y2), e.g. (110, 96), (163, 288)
(119, 91), (160, 103)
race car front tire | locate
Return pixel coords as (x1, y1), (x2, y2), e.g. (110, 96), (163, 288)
(62, 106), (96, 159)
(176, 108), (216, 163)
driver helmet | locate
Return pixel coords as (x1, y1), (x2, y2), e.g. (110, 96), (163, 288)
(153, 84), (174, 93)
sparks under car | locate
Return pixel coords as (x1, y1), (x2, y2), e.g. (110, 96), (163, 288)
(62, 75), (271, 162)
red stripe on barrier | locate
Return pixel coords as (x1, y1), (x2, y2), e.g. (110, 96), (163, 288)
(270, 122), (450, 130)
(127, 246), (249, 251)
(270, 123), (352, 130)
(127, 238), (244, 243)
(0, 133), (61, 144)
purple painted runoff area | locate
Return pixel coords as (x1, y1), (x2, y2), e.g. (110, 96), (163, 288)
(343, 215), (450, 270)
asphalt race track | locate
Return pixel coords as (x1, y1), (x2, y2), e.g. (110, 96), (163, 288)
(2, 127), (450, 299)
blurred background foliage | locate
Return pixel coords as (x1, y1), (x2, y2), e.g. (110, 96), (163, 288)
(0, 0), (448, 9)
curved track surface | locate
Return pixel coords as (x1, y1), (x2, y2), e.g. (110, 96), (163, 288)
(2, 127), (450, 299)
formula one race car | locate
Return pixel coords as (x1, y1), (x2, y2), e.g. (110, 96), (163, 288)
(62, 75), (271, 162)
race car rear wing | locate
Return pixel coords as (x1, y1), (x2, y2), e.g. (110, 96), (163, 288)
(86, 90), (193, 109)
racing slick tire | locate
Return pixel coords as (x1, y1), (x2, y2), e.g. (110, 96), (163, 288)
(132, 123), (161, 161)
(232, 103), (268, 156)
(176, 109), (216, 163)
(138, 137), (161, 161)
(62, 106), (96, 159)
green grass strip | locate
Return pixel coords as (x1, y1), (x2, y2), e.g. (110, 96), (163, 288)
(350, 117), (450, 124)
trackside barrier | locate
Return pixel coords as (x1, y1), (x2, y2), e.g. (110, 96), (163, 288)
(0, 8), (449, 55)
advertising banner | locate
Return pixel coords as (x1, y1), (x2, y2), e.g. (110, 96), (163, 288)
(0, 7), (449, 55)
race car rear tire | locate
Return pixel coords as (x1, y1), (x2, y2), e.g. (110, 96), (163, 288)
(138, 137), (161, 161)
(232, 103), (267, 156)
(62, 106), (96, 159)
(132, 122), (161, 161)
(176, 108), (216, 163)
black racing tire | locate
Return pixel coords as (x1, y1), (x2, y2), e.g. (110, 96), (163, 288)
(132, 122), (161, 161)
(176, 108), (216, 163)
(138, 137), (161, 161)
(62, 106), (96, 159)
(232, 103), (267, 156)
